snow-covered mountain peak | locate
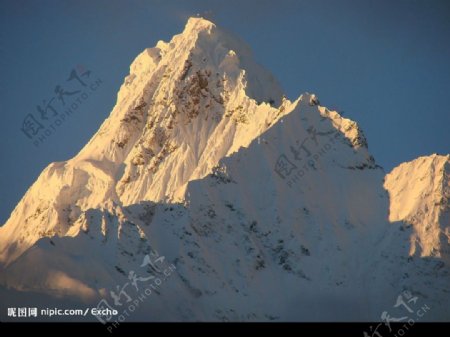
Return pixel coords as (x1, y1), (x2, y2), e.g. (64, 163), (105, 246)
(76, 17), (288, 205)
(0, 17), (287, 264)
(0, 17), (381, 270)
(1, 18), (449, 322)
(77, 16), (284, 163)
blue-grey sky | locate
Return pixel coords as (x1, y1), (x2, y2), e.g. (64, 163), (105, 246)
(1, 0), (449, 224)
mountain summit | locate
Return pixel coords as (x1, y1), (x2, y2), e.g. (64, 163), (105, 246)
(0, 18), (449, 321)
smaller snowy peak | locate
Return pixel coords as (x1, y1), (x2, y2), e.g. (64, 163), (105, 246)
(384, 154), (450, 259)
